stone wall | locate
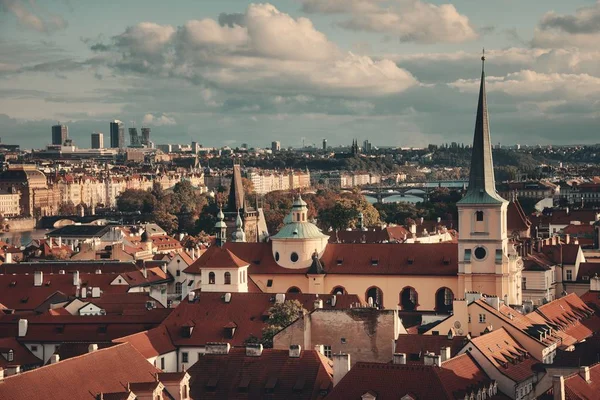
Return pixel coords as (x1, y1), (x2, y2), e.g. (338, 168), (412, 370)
(5, 217), (36, 231)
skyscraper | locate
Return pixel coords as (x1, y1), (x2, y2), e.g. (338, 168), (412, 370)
(109, 120), (125, 149)
(51, 124), (68, 145)
(141, 127), (151, 146)
(91, 132), (104, 149)
(271, 141), (281, 152)
(322, 139), (327, 151)
(129, 128), (139, 147)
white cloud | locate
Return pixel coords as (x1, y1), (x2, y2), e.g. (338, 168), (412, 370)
(91, 3), (417, 96)
(301, 0), (477, 44)
(533, 1), (600, 48)
(142, 113), (177, 126)
(0, 0), (67, 33)
(449, 70), (600, 98)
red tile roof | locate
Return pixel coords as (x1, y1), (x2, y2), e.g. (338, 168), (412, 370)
(113, 325), (176, 358)
(328, 354), (505, 400)
(0, 337), (42, 369)
(562, 362), (600, 400)
(535, 294), (596, 342)
(191, 242), (458, 276)
(507, 200), (531, 234)
(0, 343), (160, 400)
(394, 334), (468, 363)
(468, 328), (537, 383)
(0, 309), (172, 342)
(187, 348), (333, 400)
(186, 246), (249, 273)
(0, 273), (129, 311)
(162, 292), (361, 346)
(541, 243), (582, 265)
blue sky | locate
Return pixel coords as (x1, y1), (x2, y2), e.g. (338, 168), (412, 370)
(1, 0), (599, 149)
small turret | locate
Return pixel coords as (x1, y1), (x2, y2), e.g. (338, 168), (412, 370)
(215, 208), (227, 247)
(232, 210), (246, 243)
(141, 229), (152, 252)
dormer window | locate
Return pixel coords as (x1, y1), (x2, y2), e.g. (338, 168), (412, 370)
(476, 211), (484, 221)
(371, 259), (379, 266)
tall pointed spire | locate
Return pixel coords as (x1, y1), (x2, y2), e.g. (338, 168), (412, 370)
(459, 51), (505, 205)
(227, 163), (245, 212)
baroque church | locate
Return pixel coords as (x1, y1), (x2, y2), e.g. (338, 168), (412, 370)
(190, 57), (523, 312)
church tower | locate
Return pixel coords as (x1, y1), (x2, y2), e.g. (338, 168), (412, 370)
(457, 53), (522, 306)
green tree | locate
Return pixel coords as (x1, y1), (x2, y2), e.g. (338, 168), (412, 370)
(258, 300), (307, 348)
(116, 189), (156, 213)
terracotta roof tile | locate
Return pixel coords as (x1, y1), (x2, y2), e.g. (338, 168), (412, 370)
(113, 325), (176, 358)
(162, 292), (361, 346)
(188, 348), (332, 400)
(468, 328), (537, 383)
(0, 343), (160, 400)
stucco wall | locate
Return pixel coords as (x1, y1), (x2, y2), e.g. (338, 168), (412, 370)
(273, 308), (398, 365)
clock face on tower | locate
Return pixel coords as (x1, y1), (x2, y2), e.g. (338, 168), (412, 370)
(474, 247), (487, 260)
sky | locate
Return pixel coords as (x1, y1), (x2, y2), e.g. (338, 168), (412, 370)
(1, 0), (600, 149)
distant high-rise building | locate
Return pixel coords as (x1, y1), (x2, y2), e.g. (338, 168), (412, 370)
(363, 140), (372, 154)
(191, 141), (199, 154)
(91, 132), (104, 149)
(109, 120), (125, 149)
(271, 141), (281, 152)
(51, 124), (68, 145)
(129, 128), (140, 147)
(322, 139), (327, 151)
(141, 127), (151, 146)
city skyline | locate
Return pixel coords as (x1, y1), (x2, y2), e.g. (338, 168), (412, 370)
(2, 0), (600, 148)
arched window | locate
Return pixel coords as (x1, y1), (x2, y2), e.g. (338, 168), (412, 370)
(224, 272), (231, 285)
(400, 287), (418, 311)
(175, 282), (183, 295)
(208, 272), (215, 284)
(331, 286), (347, 295)
(366, 286), (383, 308)
(476, 211), (484, 221)
(435, 287), (454, 313)
(287, 286), (301, 293)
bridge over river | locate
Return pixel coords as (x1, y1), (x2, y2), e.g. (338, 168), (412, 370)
(361, 180), (467, 204)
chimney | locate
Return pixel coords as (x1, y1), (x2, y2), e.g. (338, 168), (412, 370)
(50, 354), (60, 364)
(314, 344), (324, 355)
(88, 344), (98, 353)
(441, 346), (451, 362)
(58, 236), (62, 247)
(188, 291), (195, 302)
(579, 366), (591, 383)
(92, 287), (101, 298)
(224, 293), (232, 303)
(314, 298), (323, 309)
(465, 292), (483, 304)
(275, 293), (285, 304)
(423, 352), (442, 367)
(393, 353), (406, 365)
(289, 344), (302, 358)
(591, 274), (600, 292)
(18, 319), (28, 337)
(142, 267), (148, 279)
(81, 287), (87, 298)
(246, 343), (263, 357)
(73, 271), (80, 286)
(5, 252), (12, 264)
(95, 269), (101, 274)
(565, 234), (570, 244)
(34, 271), (43, 287)
(333, 353), (351, 387)
(484, 296), (501, 311)
(331, 295), (337, 307)
(0, 368), (4, 382)
(553, 375), (565, 400)
(205, 343), (230, 355)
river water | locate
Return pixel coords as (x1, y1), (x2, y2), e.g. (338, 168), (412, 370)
(365, 195), (424, 204)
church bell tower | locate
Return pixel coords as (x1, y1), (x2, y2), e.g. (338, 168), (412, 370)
(457, 53), (522, 306)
